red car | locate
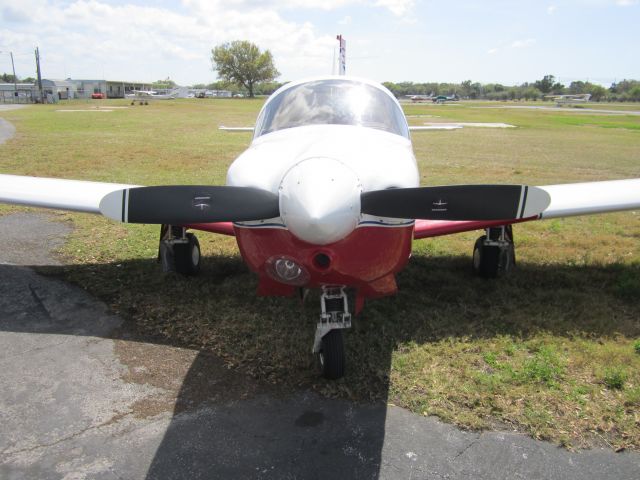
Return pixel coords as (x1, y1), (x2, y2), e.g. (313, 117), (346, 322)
(91, 93), (105, 99)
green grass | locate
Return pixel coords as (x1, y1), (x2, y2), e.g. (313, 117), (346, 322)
(1, 98), (639, 450)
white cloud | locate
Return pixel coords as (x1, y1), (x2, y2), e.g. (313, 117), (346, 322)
(0, 0), (422, 84)
(487, 38), (536, 55)
(374, 0), (415, 16)
(280, 0), (359, 8)
(547, 5), (557, 14)
(511, 38), (536, 48)
(0, 0), (344, 83)
(184, 0), (413, 16)
(616, 0), (638, 5)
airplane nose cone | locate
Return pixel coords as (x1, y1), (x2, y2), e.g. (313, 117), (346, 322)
(279, 157), (362, 245)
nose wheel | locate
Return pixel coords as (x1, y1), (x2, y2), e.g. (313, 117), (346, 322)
(314, 286), (351, 379)
(319, 329), (345, 380)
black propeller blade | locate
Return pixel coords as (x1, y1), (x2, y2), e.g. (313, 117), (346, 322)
(361, 185), (550, 221)
(100, 185), (280, 224)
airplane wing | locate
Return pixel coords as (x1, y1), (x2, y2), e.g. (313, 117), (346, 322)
(3, 175), (637, 240)
(0, 174), (237, 236)
(0, 174), (139, 213)
(413, 178), (640, 239)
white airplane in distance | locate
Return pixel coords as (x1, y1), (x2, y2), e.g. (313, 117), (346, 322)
(1, 76), (639, 380)
(406, 94), (435, 103)
(126, 89), (177, 104)
(544, 93), (591, 106)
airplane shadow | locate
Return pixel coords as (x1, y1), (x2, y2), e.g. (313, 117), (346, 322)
(2, 252), (639, 478)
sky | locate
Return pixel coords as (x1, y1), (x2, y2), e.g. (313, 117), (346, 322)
(0, 0), (638, 87)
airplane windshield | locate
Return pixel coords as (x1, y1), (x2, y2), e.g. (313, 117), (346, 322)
(254, 79), (409, 139)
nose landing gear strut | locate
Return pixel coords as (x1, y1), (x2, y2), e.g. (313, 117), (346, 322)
(314, 286), (351, 379)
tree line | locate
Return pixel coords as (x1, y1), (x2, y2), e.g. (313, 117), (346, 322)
(191, 75), (640, 102)
(382, 76), (640, 102)
(1, 73), (36, 83)
(5, 39), (640, 103)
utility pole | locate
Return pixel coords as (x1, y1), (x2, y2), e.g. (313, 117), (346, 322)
(336, 35), (346, 76)
(35, 47), (43, 103)
(9, 52), (17, 98)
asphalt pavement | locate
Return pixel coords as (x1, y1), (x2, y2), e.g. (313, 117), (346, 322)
(0, 104), (23, 144)
(1, 212), (639, 479)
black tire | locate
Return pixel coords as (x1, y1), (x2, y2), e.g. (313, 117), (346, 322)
(472, 236), (500, 279)
(319, 329), (345, 380)
(173, 233), (201, 276)
(499, 243), (516, 274)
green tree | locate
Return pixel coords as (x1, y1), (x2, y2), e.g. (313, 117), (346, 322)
(586, 83), (606, 101)
(1, 73), (17, 83)
(211, 40), (279, 98)
(536, 75), (566, 97)
(568, 81), (586, 94)
(629, 86), (640, 102)
(152, 77), (177, 89)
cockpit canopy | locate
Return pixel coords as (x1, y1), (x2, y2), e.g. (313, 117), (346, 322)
(254, 79), (409, 139)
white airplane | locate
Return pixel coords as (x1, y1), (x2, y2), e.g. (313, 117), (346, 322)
(544, 93), (591, 106)
(1, 76), (639, 379)
(126, 89), (177, 104)
(406, 94), (435, 103)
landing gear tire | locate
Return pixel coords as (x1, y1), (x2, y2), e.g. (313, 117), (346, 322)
(473, 233), (515, 279)
(473, 235), (500, 278)
(319, 329), (345, 380)
(173, 233), (201, 276)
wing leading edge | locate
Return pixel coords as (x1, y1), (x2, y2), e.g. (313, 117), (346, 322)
(0, 174), (138, 213)
(414, 178), (640, 239)
(0, 174), (237, 237)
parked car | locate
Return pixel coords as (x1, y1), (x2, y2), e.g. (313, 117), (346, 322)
(91, 93), (105, 99)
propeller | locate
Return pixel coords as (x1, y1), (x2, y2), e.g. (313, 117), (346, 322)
(99, 185), (280, 224)
(361, 185), (550, 221)
(99, 183), (550, 226)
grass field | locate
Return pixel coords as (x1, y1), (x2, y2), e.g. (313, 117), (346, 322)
(1, 98), (639, 450)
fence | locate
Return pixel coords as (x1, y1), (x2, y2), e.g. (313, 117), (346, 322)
(0, 90), (35, 104)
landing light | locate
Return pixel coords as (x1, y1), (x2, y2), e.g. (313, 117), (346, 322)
(266, 255), (310, 286)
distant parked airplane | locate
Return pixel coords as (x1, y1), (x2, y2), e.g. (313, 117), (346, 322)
(433, 94), (458, 104)
(406, 94), (435, 103)
(126, 90), (176, 104)
(544, 94), (591, 106)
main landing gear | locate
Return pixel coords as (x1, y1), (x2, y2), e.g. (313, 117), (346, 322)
(158, 225), (201, 275)
(314, 286), (352, 379)
(472, 225), (515, 278)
